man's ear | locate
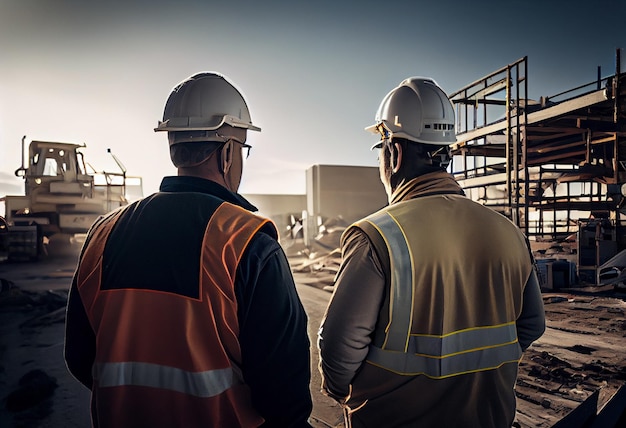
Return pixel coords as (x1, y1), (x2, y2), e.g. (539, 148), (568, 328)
(220, 140), (234, 175)
(391, 141), (403, 174)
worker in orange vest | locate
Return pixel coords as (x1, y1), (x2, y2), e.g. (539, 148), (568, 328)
(65, 72), (312, 427)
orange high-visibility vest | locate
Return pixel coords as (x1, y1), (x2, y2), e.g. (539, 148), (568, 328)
(76, 201), (273, 428)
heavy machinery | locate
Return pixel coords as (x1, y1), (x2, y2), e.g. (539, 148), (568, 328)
(1, 136), (142, 260)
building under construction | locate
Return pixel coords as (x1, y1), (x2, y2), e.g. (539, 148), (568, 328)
(449, 49), (626, 286)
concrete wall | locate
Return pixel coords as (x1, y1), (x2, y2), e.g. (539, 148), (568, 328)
(305, 165), (387, 244)
(244, 165), (387, 247)
(306, 164), (387, 221)
(242, 193), (306, 238)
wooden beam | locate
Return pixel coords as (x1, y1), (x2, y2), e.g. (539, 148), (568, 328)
(456, 120), (507, 144)
(526, 126), (584, 134)
(577, 119), (620, 132)
(455, 146), (506, 157)
(526, 131), (585, 142)
(526, 149), (587, 164)
(527, 90), (609, 125)
(458, 78), (508, 101)
(528, 135), (616, 154)
(528, 140), (587, 154)
(454, 98), (507, 106)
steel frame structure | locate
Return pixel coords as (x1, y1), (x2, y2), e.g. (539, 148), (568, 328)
(448, 50), (626, 281)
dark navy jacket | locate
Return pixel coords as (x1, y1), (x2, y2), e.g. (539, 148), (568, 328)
(65, 176), (312, 427)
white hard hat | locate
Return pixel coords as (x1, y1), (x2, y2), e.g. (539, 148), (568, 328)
(155, 72), (260, 144)
(366, 77), (455, 147)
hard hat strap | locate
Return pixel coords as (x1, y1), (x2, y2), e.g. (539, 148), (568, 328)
(428, 146), (451, 169)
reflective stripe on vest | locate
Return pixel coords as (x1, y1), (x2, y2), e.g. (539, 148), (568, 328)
(365, 210), (414, 352)
(367, 323), (521, 378)
(364, 209), (522, 378)
(94, 362), (235, 398)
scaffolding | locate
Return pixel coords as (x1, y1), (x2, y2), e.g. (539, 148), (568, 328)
(449, 49), (626, 283)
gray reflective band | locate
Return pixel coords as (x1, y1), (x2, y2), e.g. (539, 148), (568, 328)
(408, 322), (519, 356)
(366, 211), (414, 352)
(94, 362), (235, 398)
(367, 339), (522, 378)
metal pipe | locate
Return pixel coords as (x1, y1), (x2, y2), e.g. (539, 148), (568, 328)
(506, 67), (512, 219)
(14, 135), (27, 177)
(523, 57), (530, 236)
(449, 57), (526, 99)
(21, 135), (25, 170)
(614, 48), (621, 124)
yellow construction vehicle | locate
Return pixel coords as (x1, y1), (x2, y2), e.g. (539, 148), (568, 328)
(1, 136), (142, 260)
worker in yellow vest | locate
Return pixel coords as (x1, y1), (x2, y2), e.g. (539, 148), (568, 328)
(318, 77), (545, 428)
(65, 72), (312, 427)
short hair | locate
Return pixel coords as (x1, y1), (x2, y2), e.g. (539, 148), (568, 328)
(169, 140), (223, 168)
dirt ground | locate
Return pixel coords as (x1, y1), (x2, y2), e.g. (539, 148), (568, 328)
(0, 253), (91, 428)
(1, 249), (626, 427)
(515, 294), (626, 426)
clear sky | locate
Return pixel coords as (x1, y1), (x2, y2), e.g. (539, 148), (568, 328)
(1, 0), (625, 200)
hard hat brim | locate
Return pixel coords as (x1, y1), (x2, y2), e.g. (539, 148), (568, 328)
(370, 141), (384, 150)
(155, 114), (261, 133)
(364, 123), (379, 134)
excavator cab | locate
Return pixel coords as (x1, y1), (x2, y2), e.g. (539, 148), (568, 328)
(17, 141), (94, 201)
(4, 137), (142, 259)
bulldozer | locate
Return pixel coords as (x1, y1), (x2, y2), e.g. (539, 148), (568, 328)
(0, 136), (142, 260)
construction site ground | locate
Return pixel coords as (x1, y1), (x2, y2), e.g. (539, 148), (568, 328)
(0, 248), (625, 427)
(290, 249), (626, 428)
